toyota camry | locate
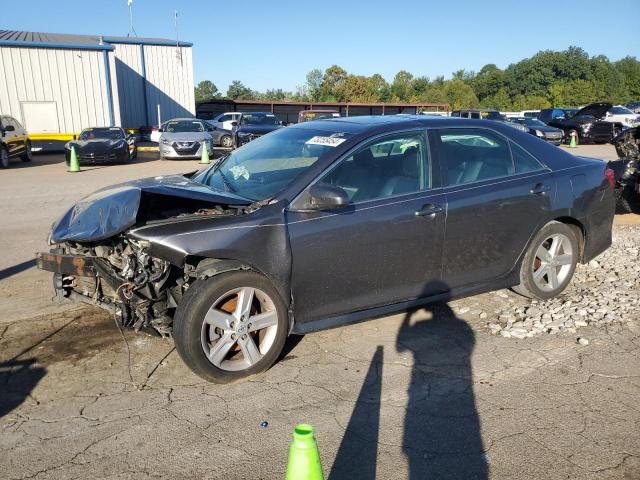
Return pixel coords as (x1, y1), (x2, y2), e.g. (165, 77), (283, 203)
(37, 116), (615, 383)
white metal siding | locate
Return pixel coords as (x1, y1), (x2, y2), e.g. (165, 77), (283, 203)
(143, 44), (195, 125)
(113, 43), (146, 128)
(0, 46), (119, 133)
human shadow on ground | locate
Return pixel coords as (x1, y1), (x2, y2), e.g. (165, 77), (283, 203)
(0, 359), (46, 418)
(329, 281), (487, 479)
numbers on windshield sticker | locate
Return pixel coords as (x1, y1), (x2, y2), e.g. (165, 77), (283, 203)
(305, 136), (347, 147)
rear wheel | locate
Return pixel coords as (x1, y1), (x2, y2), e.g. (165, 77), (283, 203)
(0, 147), (9, 168)
(21, 142), (32, 162)
(513, 221), (579, 300)
(174, 270), (288, 383)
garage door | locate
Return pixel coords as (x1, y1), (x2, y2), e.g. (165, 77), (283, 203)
(21, 102), (59, 133)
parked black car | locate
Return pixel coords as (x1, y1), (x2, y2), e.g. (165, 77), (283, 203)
(451, 109), (529, 133)
(1, 115), (32, 168)
(608, 126), (640, 213)
(547, 103), (623, 144)
(36, 116), (615, 382)
(65, 127), (136, 165)
(508, 117), (564, 145)
(627, 101), (640, 114)
(232, 112), (283, 147)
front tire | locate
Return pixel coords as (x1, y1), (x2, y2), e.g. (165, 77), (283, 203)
(220, 135), (232, 148)
(174, 270), (288, 383)
(0, 147), (9, 168)
(513, 221), (579, 300)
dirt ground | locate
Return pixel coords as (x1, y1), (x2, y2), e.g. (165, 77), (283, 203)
(1, 145), (639, 479)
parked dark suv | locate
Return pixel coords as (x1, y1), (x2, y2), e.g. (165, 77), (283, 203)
(1, 115), (32, 168)
(232, 112), (283, 147)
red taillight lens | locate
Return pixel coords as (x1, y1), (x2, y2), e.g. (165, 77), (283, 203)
(604, 168), (616, 189)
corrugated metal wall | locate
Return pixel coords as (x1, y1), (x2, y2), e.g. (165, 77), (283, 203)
(0, 46), (119, 132)
(143, 44), (195, 125)
(113, 43), (146, 128)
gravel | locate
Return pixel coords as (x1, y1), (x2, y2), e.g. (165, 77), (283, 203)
(488, 225), (640, 338)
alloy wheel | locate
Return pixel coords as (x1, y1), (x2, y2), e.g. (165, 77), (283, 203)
(532, 233), (574, 292)
(200, 286), (279, 371)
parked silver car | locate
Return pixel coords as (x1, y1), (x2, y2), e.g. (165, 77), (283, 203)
(159, 118), (230, 159)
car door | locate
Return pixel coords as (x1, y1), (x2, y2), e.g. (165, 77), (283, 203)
(432, 127), (554, 289)
(11, 117), (27, 155)
(286, 131), (447, 323)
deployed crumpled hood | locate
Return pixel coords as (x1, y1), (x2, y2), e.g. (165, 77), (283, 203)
(574, 103), (612, 120)
(50, 175), (251, 243)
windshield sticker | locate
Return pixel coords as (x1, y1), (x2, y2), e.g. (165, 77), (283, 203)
(305, 136), (347, 147)
(229, 165), (250, 180)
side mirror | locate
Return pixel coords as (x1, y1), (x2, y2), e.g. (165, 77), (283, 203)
(308, 183), (350, 210)
(231, 121), (238, 127)
(4, 125), (15, 132)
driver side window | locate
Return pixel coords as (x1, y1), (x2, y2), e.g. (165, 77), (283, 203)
(320, 133), (429, 203)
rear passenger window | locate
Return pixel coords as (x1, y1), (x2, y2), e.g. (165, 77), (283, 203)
(510, 142), (544, 174)
(437, 129), (514, 186)
(321, 133), (429, 202)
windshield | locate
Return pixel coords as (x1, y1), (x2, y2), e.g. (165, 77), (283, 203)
(522, 118), (547, 128)
(240, 113), (281, 125)
(79, 128), (124, 140)
(165, 120), (204, 133)
(194, 127), (351, 201)
(481, 111), (503, 121)
(610, 106), (634, 115)
(301, 112), (339, 122)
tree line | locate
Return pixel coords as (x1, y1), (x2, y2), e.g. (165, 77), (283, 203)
(195, 47), (640, 110)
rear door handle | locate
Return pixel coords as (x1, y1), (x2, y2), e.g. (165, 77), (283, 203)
(415, 203), (444, 217)
(530, 183), (551, 195)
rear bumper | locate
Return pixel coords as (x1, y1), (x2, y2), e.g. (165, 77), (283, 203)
(581, 189), (616, 262)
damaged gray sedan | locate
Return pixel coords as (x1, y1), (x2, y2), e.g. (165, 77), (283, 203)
(37, 116), (615, 382)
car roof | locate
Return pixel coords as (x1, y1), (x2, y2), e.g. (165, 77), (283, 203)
(167, 118), (204, 122)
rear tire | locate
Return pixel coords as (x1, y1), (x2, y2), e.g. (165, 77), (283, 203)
(21, 142), (32, 162)
(513, 221), (579, 300)
(174, 270), (288, 383)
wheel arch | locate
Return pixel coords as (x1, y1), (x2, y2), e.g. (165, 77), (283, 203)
(552, 216), (586, 262)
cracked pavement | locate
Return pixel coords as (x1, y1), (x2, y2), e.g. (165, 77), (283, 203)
(1, 149), (639, 479)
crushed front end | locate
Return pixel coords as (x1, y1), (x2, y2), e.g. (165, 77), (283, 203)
(37, 237), (183, 337)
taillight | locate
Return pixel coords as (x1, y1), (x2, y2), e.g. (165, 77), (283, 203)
(604, 168), (616, 189)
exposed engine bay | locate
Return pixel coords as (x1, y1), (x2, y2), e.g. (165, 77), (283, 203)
(37, 173), (258, 337)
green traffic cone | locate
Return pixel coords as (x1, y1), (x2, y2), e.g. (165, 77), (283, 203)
(68, 145), (80, 172)
(200, 143), (210, 164)
(286, 424), (324, 480)
(568, 132), (578, 148)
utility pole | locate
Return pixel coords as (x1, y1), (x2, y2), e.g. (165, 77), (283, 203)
(127, 0), (137, 37)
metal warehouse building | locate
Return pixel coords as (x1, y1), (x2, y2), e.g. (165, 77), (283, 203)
(0, 30), (195, 139)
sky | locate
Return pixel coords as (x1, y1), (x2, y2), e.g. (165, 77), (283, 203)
(6, 0), (640, 94)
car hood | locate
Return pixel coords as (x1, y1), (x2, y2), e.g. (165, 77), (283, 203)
(236, 124), (283, 135)
(574, 103), (612, 120)
(50, 175), (251, 243)
(72, 138), (126, 152)
(160, 132), (212, 142)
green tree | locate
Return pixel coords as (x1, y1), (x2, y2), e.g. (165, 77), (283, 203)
(615, 56), (640, 101)
(480, 87), (512, 110)
(367, 74), (391, 102)
(305, 69), (324, 101)
(226, 80), (255, 100)
(472, 64), (505, 101)
(391, 70), (414, 101)
(445, 79), (479, 109)
(321, 65), (348, 101)
(548, 79), (598, 106)
(194, 80), (220, 103)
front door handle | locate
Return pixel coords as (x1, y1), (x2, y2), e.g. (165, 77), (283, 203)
(531, 183), (551, 195)
(415, 203), (444, 217)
